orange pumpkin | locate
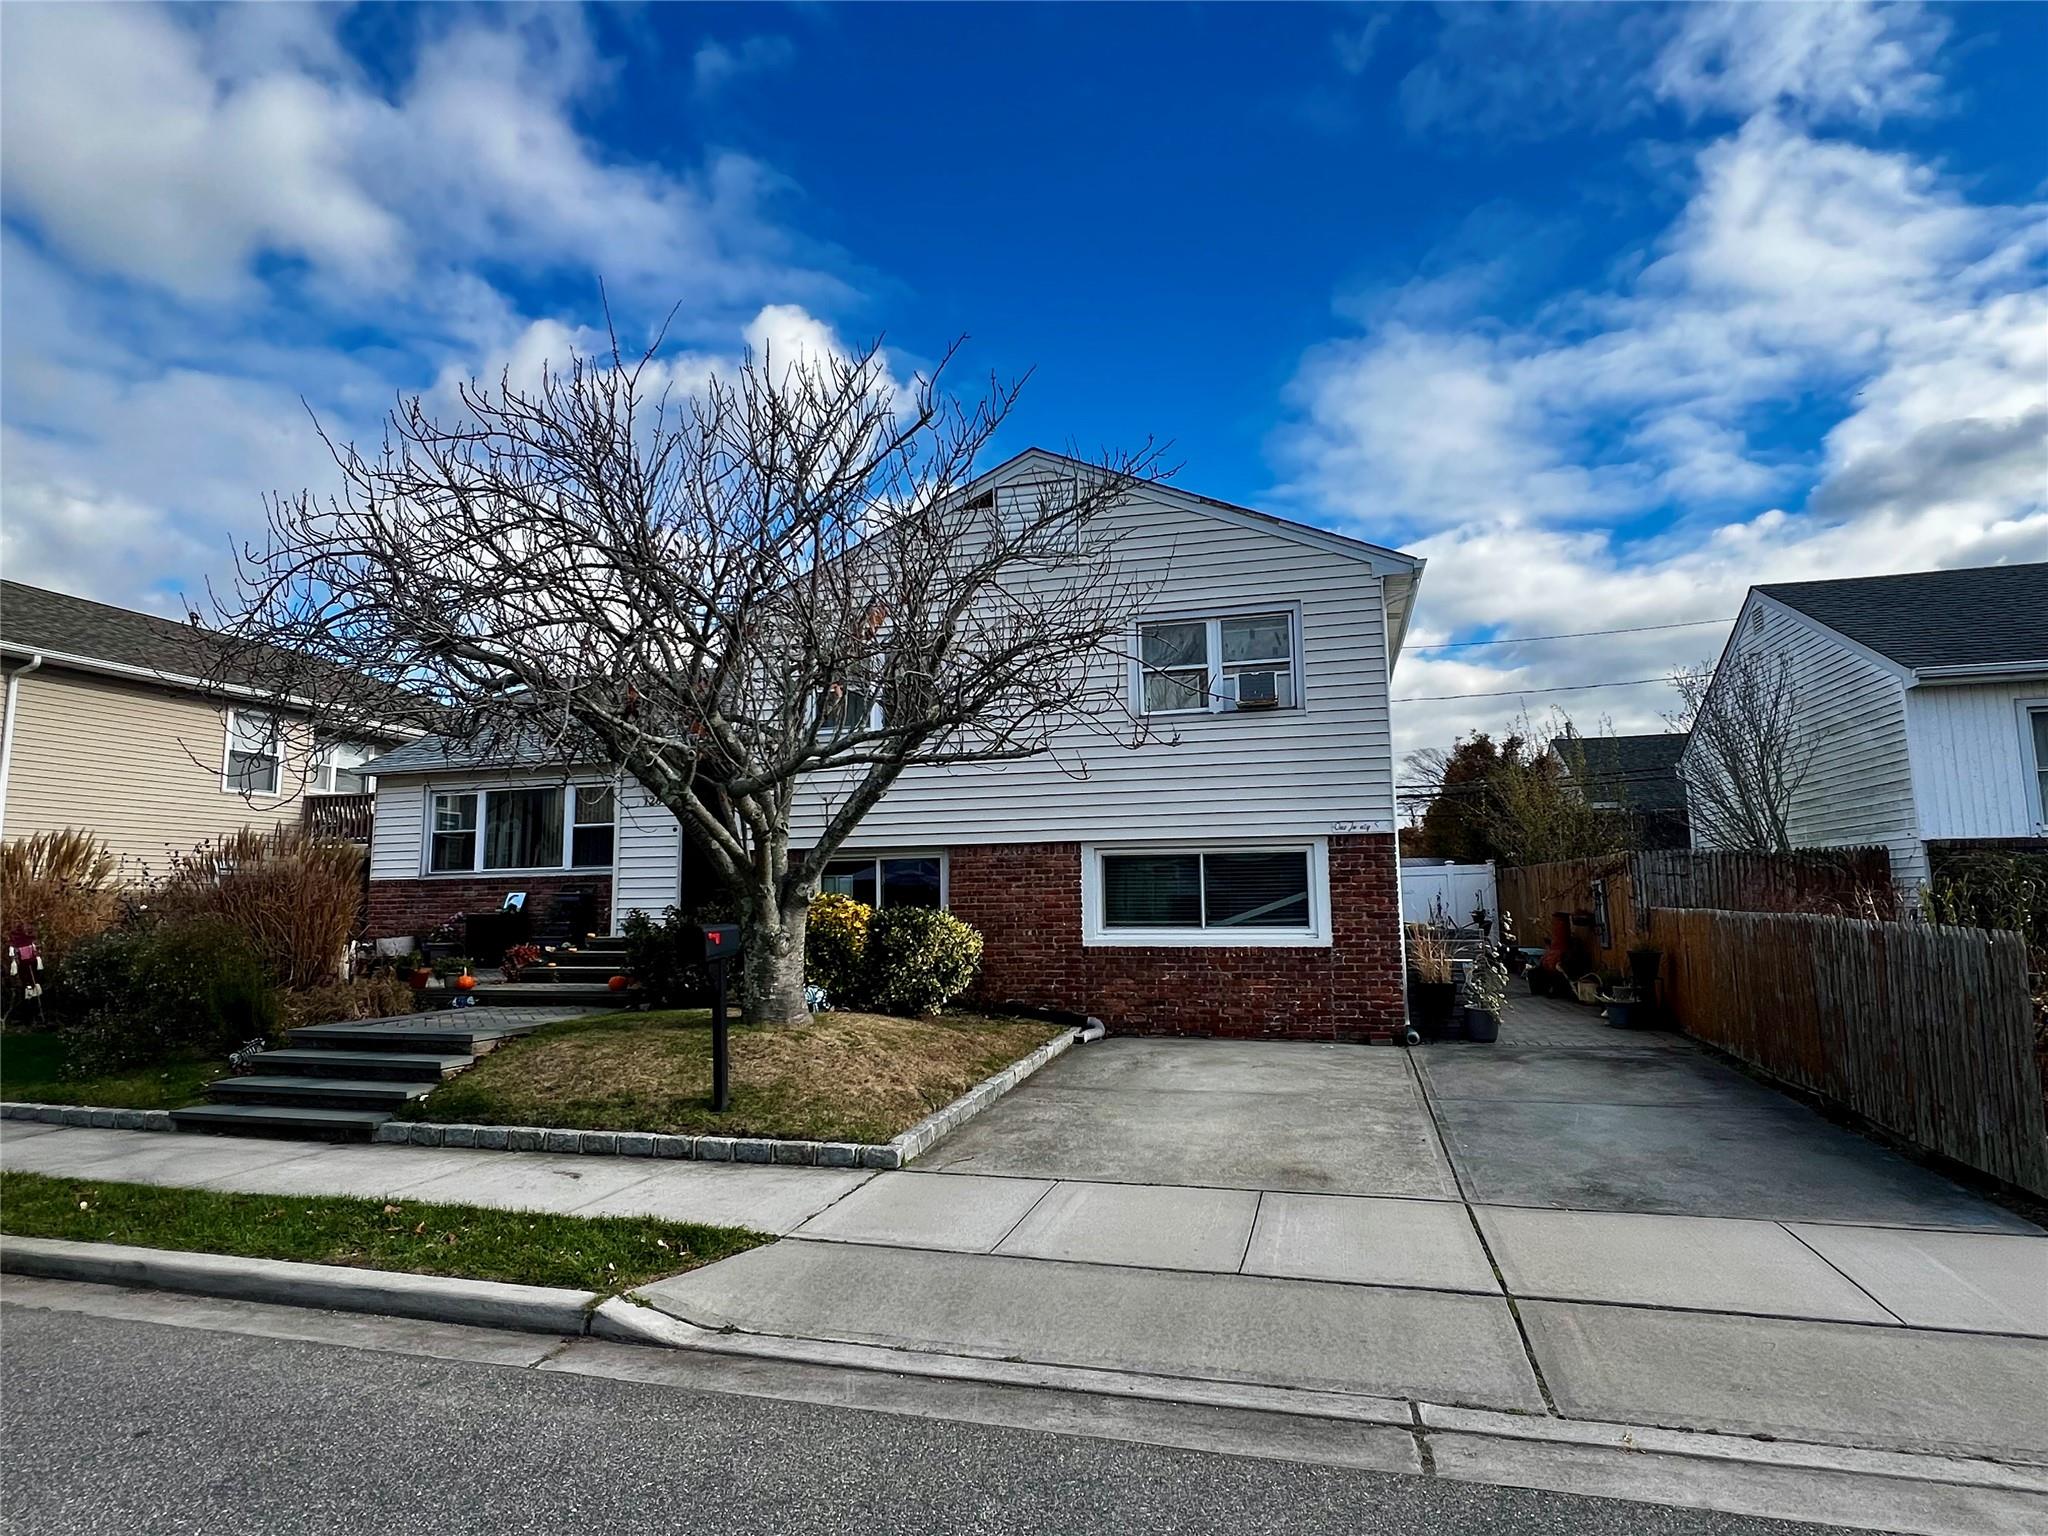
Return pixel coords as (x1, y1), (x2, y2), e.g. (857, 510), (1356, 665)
(608, 974), (628, 991)
(454, 973), (477, 992)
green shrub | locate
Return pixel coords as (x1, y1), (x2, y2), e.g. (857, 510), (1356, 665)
(859, 906), (983, 1016)
(622, 896), (737, 1008)
(58, 916), (278, 1074)
(804, 892), (872, 1005)
(1923, 850), (2048, 956)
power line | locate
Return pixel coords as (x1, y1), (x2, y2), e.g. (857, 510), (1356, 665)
(1406, 618), (1733, 652)
(1394, 675), (1676, 703)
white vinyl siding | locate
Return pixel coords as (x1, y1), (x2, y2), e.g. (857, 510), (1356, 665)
(793, 483), (1398, 849)
(610, 777), (683, 929)
(1688, 596), (1924, 886)
(1908, 685), (2048, 841)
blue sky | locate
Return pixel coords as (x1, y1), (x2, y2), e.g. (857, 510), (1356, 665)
(3, 2), (2043, 763)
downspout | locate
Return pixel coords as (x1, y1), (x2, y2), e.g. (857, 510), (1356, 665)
(0, 653), (45, 841)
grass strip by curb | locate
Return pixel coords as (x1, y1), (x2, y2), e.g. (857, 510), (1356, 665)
(0, 1032), (217, 1110)
(0, 1171), (768, 1294)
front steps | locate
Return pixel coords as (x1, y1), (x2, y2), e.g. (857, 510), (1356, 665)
(170, 935), (634, 1141)
(170, 1006), (596, 1142)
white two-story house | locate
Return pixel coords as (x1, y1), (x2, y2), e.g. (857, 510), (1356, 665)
(360, 449), (1426, 1040)
(1684, 562), (2048, 889)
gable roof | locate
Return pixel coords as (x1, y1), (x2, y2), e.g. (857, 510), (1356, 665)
(1550, 732), (1690, 811)
(1755, 563), (2048, 675)
(0, 579), (242, 682)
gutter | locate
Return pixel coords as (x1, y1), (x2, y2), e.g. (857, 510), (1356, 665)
(0, 652), (44, 839)
(1909, 661), (2048, 686)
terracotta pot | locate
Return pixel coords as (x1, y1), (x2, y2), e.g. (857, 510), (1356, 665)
(410, 969), (433, 988)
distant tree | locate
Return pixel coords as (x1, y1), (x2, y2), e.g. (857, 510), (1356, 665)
(1669, 654), (1818, 855)
(1404, 713), (1629, 867)
(1403, 733), (1511, 863)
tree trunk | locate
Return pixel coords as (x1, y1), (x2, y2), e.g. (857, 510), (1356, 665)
(740, 887), (812, 1028)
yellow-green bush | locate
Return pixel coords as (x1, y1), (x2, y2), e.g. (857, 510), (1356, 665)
(860, 906), (983, 1016)
(805, 891), (872, 1006)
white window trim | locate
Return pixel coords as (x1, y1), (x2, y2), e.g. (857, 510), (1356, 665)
(820, 849), (950, 908)
(1128, 602), (1304, 718)
(418, 779), (619, 876)
(220, 708), (284, 796)
(310, 739), (378, 796)
(1080, 837), (1330, 948)
(2018, 697), (2048, 834)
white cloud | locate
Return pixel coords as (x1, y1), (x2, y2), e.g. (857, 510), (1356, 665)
(1278, 113), (2047, 760)
(692, 34), (795, 96)
(0, 5), (858, 614)
(1651, 1), (1949, 125)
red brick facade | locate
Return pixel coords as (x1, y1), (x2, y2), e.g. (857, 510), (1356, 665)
(366, 873), (613, 942)
(947, 835), (1406, 1042)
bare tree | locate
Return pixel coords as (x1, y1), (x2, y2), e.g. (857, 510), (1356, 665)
(1479, 711), (1630, 866)
(1669, 651), (1818, 854)
(201, 320), (1166, 1025)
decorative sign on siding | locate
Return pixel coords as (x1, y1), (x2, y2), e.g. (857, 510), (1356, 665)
(1331, 818), (1395, 834)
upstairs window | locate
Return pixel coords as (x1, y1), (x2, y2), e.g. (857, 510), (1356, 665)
(312, 740), (377, 794)
(224, 710), (282, 795)
(1137, 611), (1297, 715)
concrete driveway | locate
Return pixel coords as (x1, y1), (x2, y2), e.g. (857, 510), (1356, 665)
(643, 996), (2048, 1482)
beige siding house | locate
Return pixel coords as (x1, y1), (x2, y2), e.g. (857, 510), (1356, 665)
(0, 581), (384, 876)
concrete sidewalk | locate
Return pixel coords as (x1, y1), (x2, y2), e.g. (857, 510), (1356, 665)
(0, 1122), (869, 1234)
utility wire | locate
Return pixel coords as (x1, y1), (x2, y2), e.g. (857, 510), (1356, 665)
(1406, 618), (1732, 651)
(1394, 674), (1675, 703)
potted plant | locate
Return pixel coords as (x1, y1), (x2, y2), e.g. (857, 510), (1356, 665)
(406, 950), (433, 989)
(1406, 924), (1457, 1036)
(502, 943), (542, 981)
(1464, 947), (1507, 1042)
(1603, 978), (1643, 1029)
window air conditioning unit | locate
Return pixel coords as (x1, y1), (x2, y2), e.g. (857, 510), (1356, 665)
(1232, 671), (1281, 710)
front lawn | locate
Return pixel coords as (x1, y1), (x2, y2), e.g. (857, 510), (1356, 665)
(0, 1170), (767, 1293)
(403, 1008), (1064, 1143)
(0, 1031), (218, 1109)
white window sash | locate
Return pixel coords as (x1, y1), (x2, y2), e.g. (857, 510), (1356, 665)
(1081, 838), (1330, 948)
(221, 709), (284, 795)
(420, 781), (621, 875)
(1132, 606), (1302, 718)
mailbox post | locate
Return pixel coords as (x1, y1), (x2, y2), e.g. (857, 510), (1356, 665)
(685, 923), (742, 1112)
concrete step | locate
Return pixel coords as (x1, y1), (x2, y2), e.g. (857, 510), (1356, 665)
(287, 1021), (534, 1054)
(168, 1102), (393, 1140)
(244, 1048), (473, 1081)
(207, 1075), (435, 1110)
(428, 983), (619, 1010)
(514, 963), (628, 984)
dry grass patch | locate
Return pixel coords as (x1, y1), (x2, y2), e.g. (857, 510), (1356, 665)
(404, 1008), (1064, 1143)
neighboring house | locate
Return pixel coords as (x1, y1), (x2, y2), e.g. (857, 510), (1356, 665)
(1549, 732), (1691, 849)
(0, 581), (389, 872)
(1683, 563), (2048, 888)
(362, 448), (1426, 1040)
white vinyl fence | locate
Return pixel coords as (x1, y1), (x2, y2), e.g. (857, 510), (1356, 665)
(1399, 860), (1498, 930)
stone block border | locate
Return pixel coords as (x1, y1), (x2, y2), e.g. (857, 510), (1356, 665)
(369, 1025), (1080, 1167)
(1, 1103), (174, 1132)
(0, 1025), (1083, 1165)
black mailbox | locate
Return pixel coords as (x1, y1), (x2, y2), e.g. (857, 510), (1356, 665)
(686, 923), (741, 964)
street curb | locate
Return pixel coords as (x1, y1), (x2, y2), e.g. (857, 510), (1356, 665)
(1, 1102), (174, 1132)
(0, 1236), (599, 1335)
(7, 1237), (2044, 1506)
(376, 1025), (1083, 1169)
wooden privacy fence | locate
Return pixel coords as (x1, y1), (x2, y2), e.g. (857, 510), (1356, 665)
(1649, 907), (2048, 1198)
(1497, 847), (1894, 976)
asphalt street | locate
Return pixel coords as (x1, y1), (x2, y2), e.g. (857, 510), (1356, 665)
(0, 1304), (1847, 1536)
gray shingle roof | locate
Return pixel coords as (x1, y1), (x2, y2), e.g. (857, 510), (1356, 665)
(1551, 732), (1690, 811)
(362, 724), (604, 777)
(0, 580), (241, 681)
(1756, 563), (2048, 672)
